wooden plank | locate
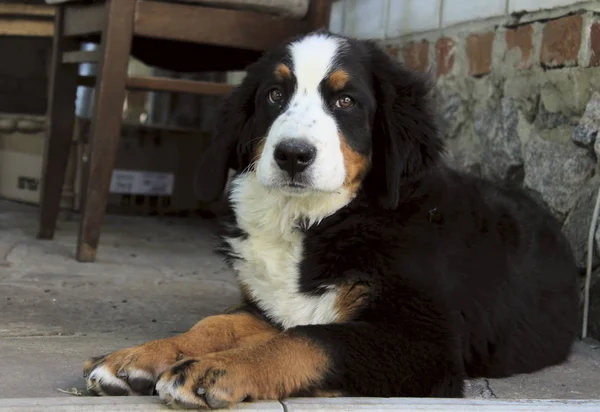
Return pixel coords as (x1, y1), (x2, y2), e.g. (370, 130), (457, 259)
(77, 75), (234, 96)
(306, 0), (332, 30)
(62, 49), (100, 64)
(134, 0), (308, 51)
(63, 2), (105, 36)
(38, 7), (80, 240)
(76, 0), (136, 263)
(0, 4), (55, 17)
(0, 19), (54, 37)
(127, 76), (234, 95)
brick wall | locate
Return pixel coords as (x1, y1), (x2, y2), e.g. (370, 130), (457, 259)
(330, 0), (600, 40)
(389, 12), (600, 78)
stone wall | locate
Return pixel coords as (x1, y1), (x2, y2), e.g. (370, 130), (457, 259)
(383, 7), (600, 340)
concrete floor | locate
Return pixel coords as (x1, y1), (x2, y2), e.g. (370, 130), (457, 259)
(0, 199), (599, 402)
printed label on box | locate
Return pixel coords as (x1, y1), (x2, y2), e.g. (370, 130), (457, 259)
(110, 170), (174, 196)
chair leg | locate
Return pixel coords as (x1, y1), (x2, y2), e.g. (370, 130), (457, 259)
(38, 6), (80, 240)
(306, 0), (332, 30)
(76, 0), (136, 262)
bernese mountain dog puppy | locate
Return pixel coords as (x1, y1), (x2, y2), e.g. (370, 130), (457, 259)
(83, 31), (579, 409)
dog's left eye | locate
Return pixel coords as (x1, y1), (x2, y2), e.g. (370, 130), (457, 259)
(268, 88), (285, 105)
(335, 96), (355, 109)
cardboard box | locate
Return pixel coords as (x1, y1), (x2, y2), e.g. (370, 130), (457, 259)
(1, 114), (213, 216)
(76, 119), (213, 216)
(0, 114), (78, 209)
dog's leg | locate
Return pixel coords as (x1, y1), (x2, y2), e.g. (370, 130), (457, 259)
(84, 311), (277, 396)
(155, 322), (465, 409)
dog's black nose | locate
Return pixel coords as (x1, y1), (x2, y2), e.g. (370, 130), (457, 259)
(274, 139), (316, 177)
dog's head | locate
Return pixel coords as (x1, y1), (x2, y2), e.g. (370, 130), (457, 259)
(195, 31), (443, 209)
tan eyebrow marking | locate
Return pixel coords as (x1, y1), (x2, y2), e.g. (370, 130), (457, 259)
(328, 70), (350, 91)
(274, 63), (292, 81)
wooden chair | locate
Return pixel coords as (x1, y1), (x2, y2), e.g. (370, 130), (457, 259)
(38, 0), (331, 262)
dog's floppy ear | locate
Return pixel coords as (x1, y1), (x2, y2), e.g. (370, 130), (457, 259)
(364, 41), (444, 209)
(194, 66), (260, 204)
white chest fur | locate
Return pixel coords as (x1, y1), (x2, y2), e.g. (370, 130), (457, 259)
(225, 174), (352, 329)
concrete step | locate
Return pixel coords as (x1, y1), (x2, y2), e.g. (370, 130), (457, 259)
(0, 397), (281, 411)
(1, 397), (600, 411)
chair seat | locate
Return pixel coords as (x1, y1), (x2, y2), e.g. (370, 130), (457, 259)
(45, 0), (310, 18)
(45, 0), (316, 72)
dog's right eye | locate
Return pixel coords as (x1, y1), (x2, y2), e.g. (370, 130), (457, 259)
(268, 88), (285, 105)
(335, 95), (355, 109)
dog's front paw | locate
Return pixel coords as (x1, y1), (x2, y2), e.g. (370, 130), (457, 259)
(84, 340), (180, 396)
(156, 354), (255, 409)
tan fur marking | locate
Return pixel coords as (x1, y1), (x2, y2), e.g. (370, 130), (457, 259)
(274, 63), (291, 81)
(161, 333), (330, 406)
(334, 281), (370, 322)
(84, 313), (277, 380)
(340, 133), (370, 194)
(251, 333), (329, 398)
(84, 338), (180, 378)
(180, 312), (277, 354)
(328, 70), (350, 90)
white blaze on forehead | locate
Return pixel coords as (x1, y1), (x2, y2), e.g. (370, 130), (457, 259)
(289, 33), (341, 94)
(256, 33), (349, 194)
